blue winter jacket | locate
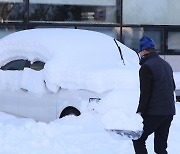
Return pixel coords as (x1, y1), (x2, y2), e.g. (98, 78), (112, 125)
(137, 52), (176, 115)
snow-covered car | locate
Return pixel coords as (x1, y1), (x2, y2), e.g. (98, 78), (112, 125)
(0, 28), (141, 133)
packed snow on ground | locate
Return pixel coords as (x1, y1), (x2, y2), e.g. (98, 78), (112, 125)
(0, 28), (179, 154)
(0, 103), (179, 154)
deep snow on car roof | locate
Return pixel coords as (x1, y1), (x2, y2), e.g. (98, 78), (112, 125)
(0, 28), (139, 93)
(0, 28), (120, 68)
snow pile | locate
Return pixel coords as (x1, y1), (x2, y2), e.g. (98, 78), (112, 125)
(0, 104), (179, 154)
(90, 89), (142, 131)
(0, 112), (123, 154)
(0, 28), (139, 93)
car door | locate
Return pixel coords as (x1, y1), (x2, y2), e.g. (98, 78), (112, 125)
(0, 59), (29, 115)
(0, 88), (20, 115)
(18, 61), (58, 122)
(19, 90), (58, 122)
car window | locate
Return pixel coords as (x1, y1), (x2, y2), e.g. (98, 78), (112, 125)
(0, 59), (30, 70)
(30, 61), (45, 71)
(0, 59), (45, 71)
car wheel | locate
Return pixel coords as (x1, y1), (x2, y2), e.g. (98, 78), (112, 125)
(59, 107), (81, 118)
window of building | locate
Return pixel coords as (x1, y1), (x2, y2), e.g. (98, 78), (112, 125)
(122, 27), (162, 52)
(29, 0), (116, 6)
(0, 0), (25, 22)
(29, 0), (119, 24)
(123, 0), (180, 25)
(0, 28), (15, 38)
(122, 27), (143, 51)
(0, 25), (24, 39)
(77, 26), (120, 40)
(168, 32), (180, 52)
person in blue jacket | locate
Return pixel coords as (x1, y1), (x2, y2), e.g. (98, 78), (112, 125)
(132, 36), (176, 154)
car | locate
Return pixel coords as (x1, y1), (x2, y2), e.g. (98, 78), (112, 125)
(0, 28), (140, 125)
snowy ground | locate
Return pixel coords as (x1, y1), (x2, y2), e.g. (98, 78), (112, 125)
(0, 102), (179, 154)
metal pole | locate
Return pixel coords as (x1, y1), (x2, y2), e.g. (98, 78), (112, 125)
(24, 0), (29, 29)
(120, 0), (123, 42)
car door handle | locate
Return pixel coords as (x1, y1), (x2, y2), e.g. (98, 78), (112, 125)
(21, 88), (28, 92)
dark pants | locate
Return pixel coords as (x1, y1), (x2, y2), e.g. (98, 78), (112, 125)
(132, 115), (173, 154)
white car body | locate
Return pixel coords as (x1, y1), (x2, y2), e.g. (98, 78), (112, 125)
(0, 86), (100, 122)
(0, 28), (139, 123)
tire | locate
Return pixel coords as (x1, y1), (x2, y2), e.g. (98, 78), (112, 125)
(59, 107), (81, 118)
